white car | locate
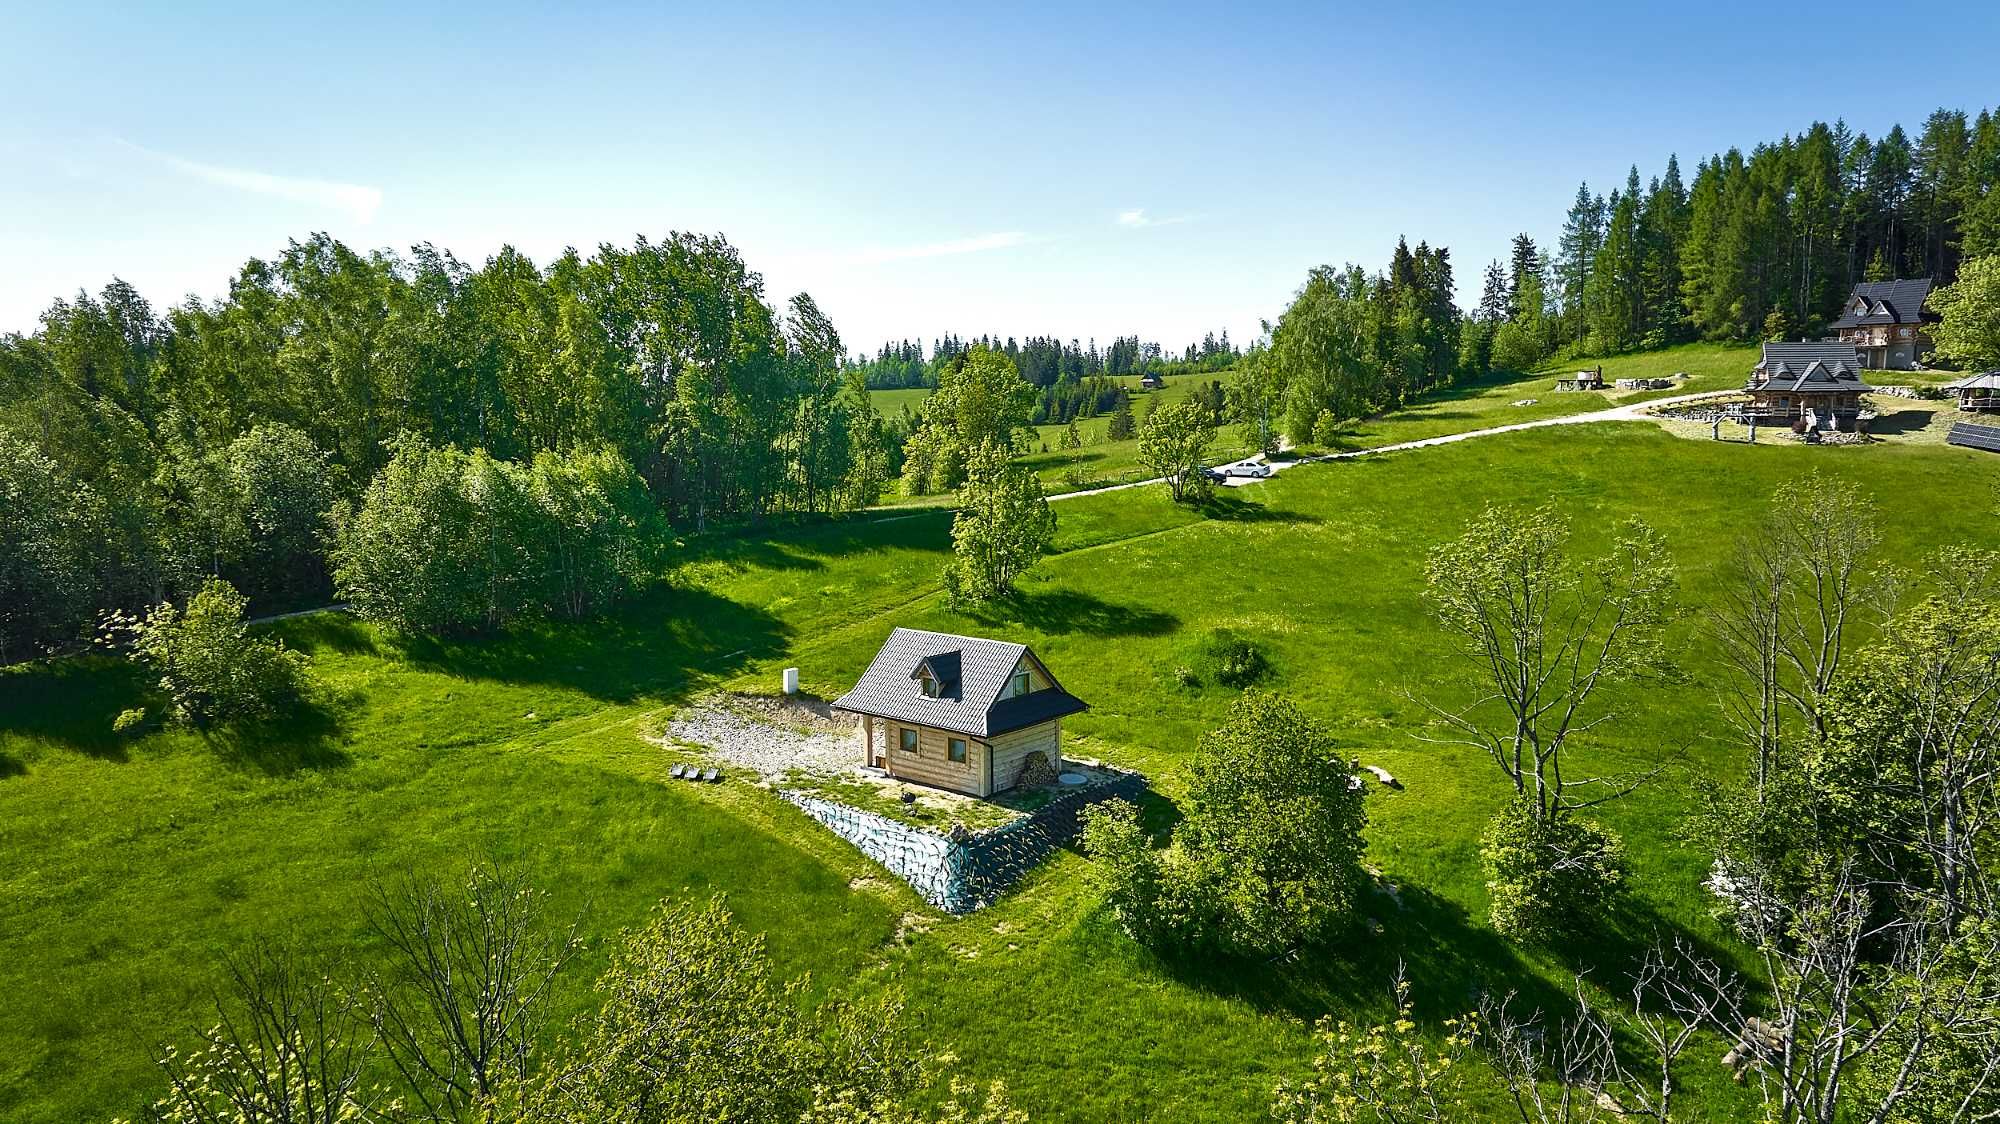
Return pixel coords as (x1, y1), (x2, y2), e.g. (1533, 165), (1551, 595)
(1223, 462), (1271, 479)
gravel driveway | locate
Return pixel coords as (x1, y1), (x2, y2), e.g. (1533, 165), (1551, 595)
(662, 697), (860, 778)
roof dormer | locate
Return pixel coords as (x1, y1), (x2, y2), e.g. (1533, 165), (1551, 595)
(910, 651), (961, 699)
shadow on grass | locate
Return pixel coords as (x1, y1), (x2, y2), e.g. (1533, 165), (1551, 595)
(964, 588), (1179, 639)
(1197, 493), (1320, 524)
(681, 508), (954, 572)
(0, 656), (150, 763)
(1864, 408), (1942, 437)
(396, 584), (787, 703)
(270, 613), (377, 655)
(203, 697), (353, 775)
(1131, 880), (1567, 1025)
(1022, 450), (1109, 469)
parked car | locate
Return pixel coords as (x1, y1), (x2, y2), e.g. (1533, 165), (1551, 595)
(1223, 462), (1271, 478)
(1201, 467), (1229, 483)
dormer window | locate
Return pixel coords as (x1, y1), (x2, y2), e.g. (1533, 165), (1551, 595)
(918, 670), (940, 698)
(1006, 668), (1031, 698)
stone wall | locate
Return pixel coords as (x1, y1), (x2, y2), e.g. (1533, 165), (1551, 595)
(781, 768), (1147, 914)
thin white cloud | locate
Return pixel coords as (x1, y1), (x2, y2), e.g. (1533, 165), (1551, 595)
(1116, 208), (1192, 229)
(848, 231), (1027, 265)
(116, 139), (384, 224)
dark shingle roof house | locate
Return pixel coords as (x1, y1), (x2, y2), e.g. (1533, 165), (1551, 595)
(1829, 278), (1934, 329)
(834, 628), (1088, 797)
(1751, 342), (1874, 395)
(834, 628), (1086, 738)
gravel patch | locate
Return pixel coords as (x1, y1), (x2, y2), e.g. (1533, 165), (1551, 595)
(662, 697), (858, 778)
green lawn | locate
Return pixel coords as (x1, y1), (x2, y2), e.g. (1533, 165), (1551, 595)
(868, 385), (934, 417)
(870, 371), (1246, 505)
(1305, 342), (1759, 454)
(6, 406), (1998, 1120)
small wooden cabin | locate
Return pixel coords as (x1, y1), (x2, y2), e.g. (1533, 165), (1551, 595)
(1830, 278), (1934, 370)
(1138, 373), (1165, 390)
(1744, 342), (1874, 430)
(833, 628), (1088, 798)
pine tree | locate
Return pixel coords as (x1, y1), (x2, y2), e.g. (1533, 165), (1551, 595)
(1587, 169), (1645, 351)
(1507, 234), (1541, 319)
(1557, 184), (1607, 324)
(1478, 260), (1511, 323)
(1105, 389), (1135, 441)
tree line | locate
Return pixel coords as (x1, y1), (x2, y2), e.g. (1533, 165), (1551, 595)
(1506, 105), (2000, 356)
(0, 232), (895, 658)
(850, 329), (1239, 390)
(1237, 236), (1468, 450)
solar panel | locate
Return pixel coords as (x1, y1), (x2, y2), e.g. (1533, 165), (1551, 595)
(1948, 422), (2000, 453)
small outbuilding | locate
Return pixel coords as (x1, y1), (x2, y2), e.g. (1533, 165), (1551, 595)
(833, 628), (1088, 798)
(1943, 371), (2000, 412)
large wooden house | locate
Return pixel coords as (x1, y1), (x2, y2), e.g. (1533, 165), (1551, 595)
(833, 628), (1088, 798)
(1744, 342), (1874, 430)
(1830, 278), (1934, 370)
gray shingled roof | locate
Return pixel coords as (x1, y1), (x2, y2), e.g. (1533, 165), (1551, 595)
(1944, 372), (2000, 391)
(832, 627), (1088, 737)
(1751, 342), (1874, 394)
(1829, 278), (1934, 328)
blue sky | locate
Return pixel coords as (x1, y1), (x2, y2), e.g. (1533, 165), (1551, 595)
(5, 1), (1998, 354)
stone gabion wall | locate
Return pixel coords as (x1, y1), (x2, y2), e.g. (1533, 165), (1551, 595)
(781, 769), (1146, 914)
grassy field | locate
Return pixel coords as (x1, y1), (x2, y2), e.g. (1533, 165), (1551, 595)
(1300, 341), (1757, 454)
(871, 371), (1249, 504)
(6, 380), (1999, 1119)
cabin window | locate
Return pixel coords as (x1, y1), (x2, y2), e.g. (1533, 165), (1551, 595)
(918, 671), (939, 698)
(1006, 669), (1031, 698)
(899, 728), (919, 754)
(948, 737), (967, 763)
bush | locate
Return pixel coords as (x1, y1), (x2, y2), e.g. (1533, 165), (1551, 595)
(1179, 628), (1270, 689)
(1490, 320), (1547, 373)
(1480, 797), (1626, 941)
(333, 436), (660, 634)
(1311, 409), (1342, 448)
(123, 578), (314, 726)
(1084, 692), (1368, 955)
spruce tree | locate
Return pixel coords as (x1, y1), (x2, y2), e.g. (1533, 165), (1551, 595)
(1105, 389), (1135, 441)
(1507, 234), (1541, 318)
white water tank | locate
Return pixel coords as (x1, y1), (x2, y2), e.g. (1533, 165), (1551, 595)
(782, 667), (799, 695)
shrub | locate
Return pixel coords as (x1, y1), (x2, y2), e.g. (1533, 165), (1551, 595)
(113, 707), (148, 734)
(1490, 320), (1547, 373)
(1184, 628), (1270, 688)
(1480, 796), (1626, 941)
(122, 577), (314, 726)
(1084, 692), (1368, 955)
(333, 436), (660, 634)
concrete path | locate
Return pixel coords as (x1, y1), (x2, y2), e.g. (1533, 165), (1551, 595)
(1050, 389), (1736, 502)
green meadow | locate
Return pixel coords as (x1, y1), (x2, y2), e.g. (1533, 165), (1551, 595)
(7, 350), (1999, 1120)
